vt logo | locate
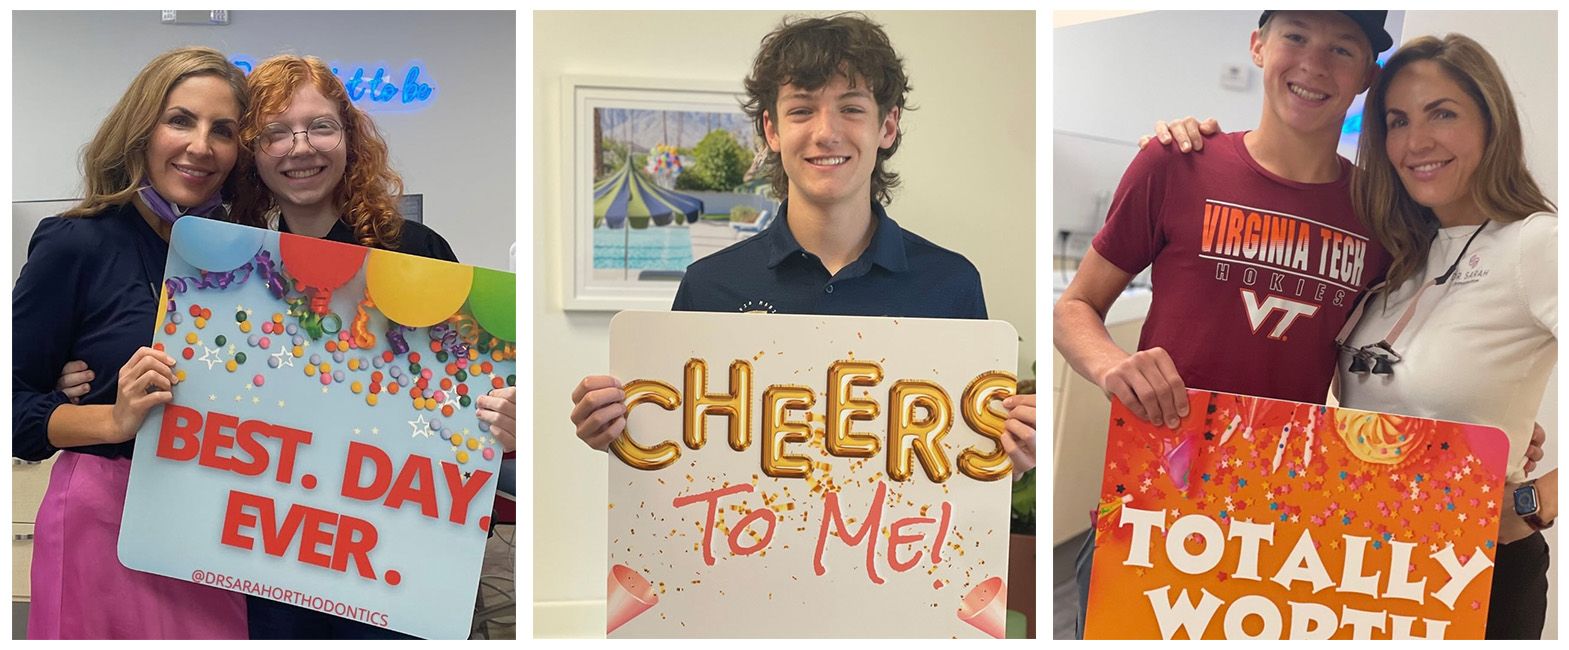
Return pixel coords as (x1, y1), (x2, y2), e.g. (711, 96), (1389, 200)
(1240, 289), (1318, 340)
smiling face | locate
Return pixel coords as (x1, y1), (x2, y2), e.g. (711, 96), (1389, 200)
(253, 85), (348, 215)
(145, 74), (240, 207)
(762, 73), (899, 211)
(1383, 60), (1488, 225)
(1251, 11), (1377, 139)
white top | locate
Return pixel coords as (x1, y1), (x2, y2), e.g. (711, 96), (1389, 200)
(1338, 212), (1557, 483)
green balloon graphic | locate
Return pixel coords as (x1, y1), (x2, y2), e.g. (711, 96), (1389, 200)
(468, 267), (516, 342)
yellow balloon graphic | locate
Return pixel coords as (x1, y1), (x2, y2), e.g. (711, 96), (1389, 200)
(365, 249), (473, 327)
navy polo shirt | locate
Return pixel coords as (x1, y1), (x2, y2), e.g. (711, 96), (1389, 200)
(671, 201), (986, 319)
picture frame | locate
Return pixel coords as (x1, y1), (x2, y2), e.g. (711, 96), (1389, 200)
(560, 75), (777, 311)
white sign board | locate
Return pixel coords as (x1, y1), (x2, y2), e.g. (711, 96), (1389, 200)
(607, 311), (1017, 638)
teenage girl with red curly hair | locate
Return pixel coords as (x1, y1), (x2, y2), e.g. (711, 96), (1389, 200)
(231, 54), (518, 640)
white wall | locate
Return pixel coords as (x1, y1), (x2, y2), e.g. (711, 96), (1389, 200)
(1054, 11), (1267, 235)
(533, 10), (1035, 637)
(1397, 12), (1559, 641)
(12, 10), (515, 271)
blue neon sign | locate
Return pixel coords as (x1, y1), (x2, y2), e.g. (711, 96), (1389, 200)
(230, 57), (436, 113)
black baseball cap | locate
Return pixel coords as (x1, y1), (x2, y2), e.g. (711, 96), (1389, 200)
(1259, 10), (1394, 54)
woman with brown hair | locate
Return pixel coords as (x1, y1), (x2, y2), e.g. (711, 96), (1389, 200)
(1337, 33), (1556, 639)
(12, 46), (253, 639)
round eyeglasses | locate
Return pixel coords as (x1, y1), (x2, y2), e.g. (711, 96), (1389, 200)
(257, 119), (343, 157)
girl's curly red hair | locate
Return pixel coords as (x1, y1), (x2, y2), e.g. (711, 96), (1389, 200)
(232, 55), (404, 249)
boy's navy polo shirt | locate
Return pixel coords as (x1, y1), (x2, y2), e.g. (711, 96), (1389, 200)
(671, 201), (987, 319)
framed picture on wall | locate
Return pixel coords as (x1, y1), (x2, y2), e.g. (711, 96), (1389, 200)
(560, 75), (779, 311)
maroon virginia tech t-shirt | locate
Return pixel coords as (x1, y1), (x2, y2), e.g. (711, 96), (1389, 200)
(1092, 131), (1391, 404)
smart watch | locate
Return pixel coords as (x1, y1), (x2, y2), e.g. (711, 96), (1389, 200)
(1513, 481), (1554, 530)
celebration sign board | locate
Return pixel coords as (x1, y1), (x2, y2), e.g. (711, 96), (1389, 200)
(120, 218), (517, 640)
(606, 311), (1018, 638)
(1084, 390), (1509, 640)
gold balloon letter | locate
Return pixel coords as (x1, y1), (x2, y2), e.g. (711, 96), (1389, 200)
(959, 371), (1015, 481)
(683, 359), (753, 452)
(887, 380), (954, 483)
(762, 385), (815, 479)
(826, 360), (883, 458)
(611, 379), (681, 471)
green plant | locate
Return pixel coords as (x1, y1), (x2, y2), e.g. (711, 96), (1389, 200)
(1011, 346), (1037, 536)
(599, 138), (630, 176)
(1011, 467), (1035, 535)
(729, 205), (761, 224)
(681, 129), (750, 191)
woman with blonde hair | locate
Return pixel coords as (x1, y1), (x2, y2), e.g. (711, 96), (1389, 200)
(12, 46), (253, 639)
(1338, 33), (1556, 639)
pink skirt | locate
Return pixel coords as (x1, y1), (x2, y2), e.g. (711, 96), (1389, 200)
(29, 451), (247, 639)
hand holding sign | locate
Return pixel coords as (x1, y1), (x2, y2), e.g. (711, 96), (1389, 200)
(110, 347), (178, 444)
(571, 375), (626, 451)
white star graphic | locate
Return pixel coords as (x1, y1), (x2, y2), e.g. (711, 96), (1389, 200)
(199, 346), (224, 369)
(209, 394), (217, 401)
(353, 428), (362, 436)
(371, 427), (380, 435)
(409, 414), (433, 439)
(277, 400), (286, 408)
(271, 348), (295, 368)
(252, 397), (261, 405)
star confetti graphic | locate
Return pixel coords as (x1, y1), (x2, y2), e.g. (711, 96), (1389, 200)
(1084, 390), (1510, 640)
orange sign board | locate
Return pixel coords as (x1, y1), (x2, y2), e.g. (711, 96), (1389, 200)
(1084, 390), (1508, 640)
